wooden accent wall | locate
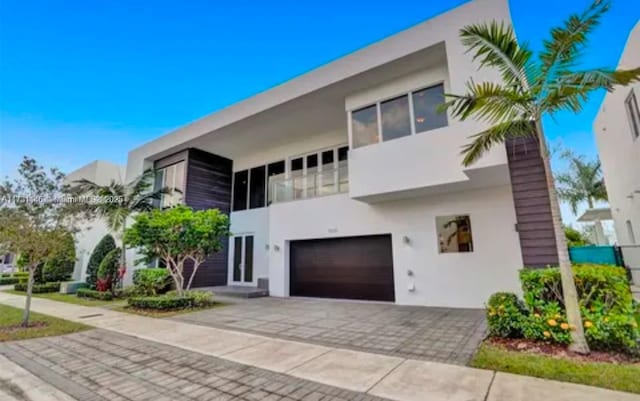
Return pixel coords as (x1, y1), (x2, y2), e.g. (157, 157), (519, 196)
(154, 148), (233, 287)
(506, 137), (559, 268)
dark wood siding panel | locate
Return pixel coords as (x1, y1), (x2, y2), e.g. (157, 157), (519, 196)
(506, 137), (559, 268)
(184, 149), (232, 287)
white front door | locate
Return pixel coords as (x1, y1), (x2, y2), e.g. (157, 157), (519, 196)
(232, 235), (254, 285)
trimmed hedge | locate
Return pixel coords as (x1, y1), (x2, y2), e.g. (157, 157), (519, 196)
(167, 290), (213, 307)
(13, 272), (29, 278)
(13, 282), (61, 293)
(487, 264), (639, 354)
(0, 277), (19, 285)
(76, 288), (114, 301)
(128, 295), (192, 310)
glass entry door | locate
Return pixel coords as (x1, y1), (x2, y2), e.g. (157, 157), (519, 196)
(232, 235), (254, 284)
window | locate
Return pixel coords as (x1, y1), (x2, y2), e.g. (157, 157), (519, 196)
(381, 95), (411, 141)
(413, 84), (448, 133)
(436, 215), (473, 253)
(352, 105), (379, 148)
(249, 166), (266, 209)
(349, 83), (448, 149)
(625, 90), (640, 140)
(157, 161), (185, 208)
(266, 160), (285, 205)
(232, 170), (248, 211)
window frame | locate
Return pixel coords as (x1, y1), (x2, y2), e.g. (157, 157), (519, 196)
(157, 161), (186, 209)
(625, 89), (640, 140)
(348, 82), (448, 149)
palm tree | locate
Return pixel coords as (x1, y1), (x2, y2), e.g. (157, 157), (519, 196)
(72, 169), (171, 279)
(442, 0), (640, 353)
(556, 150), (607, 213)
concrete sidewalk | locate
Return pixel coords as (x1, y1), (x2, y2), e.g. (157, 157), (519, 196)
(0, 292), (637, 401)
(0, 354), (78, 401)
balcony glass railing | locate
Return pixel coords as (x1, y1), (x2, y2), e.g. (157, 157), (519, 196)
(268, 163), (349, 204)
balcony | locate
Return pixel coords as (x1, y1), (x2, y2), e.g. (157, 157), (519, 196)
(269, 164), (349, 204)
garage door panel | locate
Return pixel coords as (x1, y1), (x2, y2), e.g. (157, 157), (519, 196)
(290, 235), (395, 302)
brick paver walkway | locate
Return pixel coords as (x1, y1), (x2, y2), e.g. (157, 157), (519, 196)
(0, 329), (392, 401)
(173, 297), (486, 365)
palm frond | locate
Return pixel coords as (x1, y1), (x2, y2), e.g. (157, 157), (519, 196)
(461, 119), (535, 166)
(460, 21), (533, 89)
(443, 81), (533, 124)
(538, 1), (610, 87)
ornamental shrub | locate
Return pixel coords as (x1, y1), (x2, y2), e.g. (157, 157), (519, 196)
(76, 288), (113, 301)
(0, 277), (19, 285)
(42, 232), (76, 282)
(97, 248), (121, 292)
(486, 293), (526, 338)
(86, 235), (116, 289)
(127, 295), (192, 310)
(516, 264), (639, 353)
(132, 268), (171, 296)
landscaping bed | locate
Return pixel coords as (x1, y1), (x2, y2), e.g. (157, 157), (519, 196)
(0, 304), (89, 341)
(471, 341), (640, 394)
(114, 302), (226, 318)
(2, 290), (124, 307)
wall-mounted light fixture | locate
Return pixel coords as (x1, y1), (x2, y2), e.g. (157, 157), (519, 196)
(408, 282), (415, 292)
(265, 244), (270, 251)
(402, 236), (411, 245)
(407, 269), (414, 277)
(273, 245), (280, 252)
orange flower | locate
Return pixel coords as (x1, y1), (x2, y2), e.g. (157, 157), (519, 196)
(547, 319), (558, 327)
(533, 313), (540, 318)
(560, 323), (569, 330)
(543, 331), (551, 338)
(584, 321), (593, 328)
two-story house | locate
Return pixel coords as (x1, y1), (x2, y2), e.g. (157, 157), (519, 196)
(122, 0), (560, 308)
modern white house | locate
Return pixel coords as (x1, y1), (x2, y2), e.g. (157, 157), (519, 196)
(65, 160), (125, 281)
(114, 0), (563, 309)
(593, 21), (640, 281)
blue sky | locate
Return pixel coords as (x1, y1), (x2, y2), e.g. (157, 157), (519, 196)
(0, 0), (638, 223)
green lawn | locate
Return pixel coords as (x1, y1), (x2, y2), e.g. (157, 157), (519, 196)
(113, 302), (227, 318)
(471, 343), (640, 394)
(0, 304), (89, 341)
(3, 290), (126, 307)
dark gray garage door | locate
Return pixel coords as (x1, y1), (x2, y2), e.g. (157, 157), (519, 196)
(290, 234), (395, 302)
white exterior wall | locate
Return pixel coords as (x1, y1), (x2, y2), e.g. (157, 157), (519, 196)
(228, 208), (270, 286)
(594, 22), (640, 247)
(266, 186), (522, 308)
(65, 161), (125, 281)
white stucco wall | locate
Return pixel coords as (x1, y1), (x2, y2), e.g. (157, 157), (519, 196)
(266, 186), (523, 308)
(594, 22), (640, 247)
(65, 160), (125, 281)
(228, 208), (270, 286)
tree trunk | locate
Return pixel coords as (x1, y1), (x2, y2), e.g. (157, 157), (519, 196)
(185, 260), (201, 292)
(535, 118), (590, 354)
(22, 265), (35, 327)
(120, 226), (127, 288)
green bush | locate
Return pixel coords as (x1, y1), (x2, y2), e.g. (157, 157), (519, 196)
(13, 282), (61, 293)
(42, 232), (76, 282)
(0, 273), (10, 278)
(86, 235), (116, 289)
(0, 277), (19, 285)
(13, 272), (29, 278)
(127, 295), (192, 310)
(486, 293), (526, 338)
(132, 268), (171, 296)
(167, 290), (213, 307)
(97, 248), (121, 292)
(487, 264), (640, 354)
(76, 288), (113, 301)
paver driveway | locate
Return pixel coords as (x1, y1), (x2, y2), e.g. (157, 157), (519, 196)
(173, 297), (487, 365)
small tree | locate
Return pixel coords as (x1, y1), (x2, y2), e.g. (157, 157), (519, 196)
(0, 157), (76, 326)
(96, 248), (121, 293)
(124, 205), (230, 296)
(86, 234), (117, 289)
(42, 231), (76, 282)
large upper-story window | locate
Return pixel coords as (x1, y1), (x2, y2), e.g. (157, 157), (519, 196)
(350, 83), (448, 149)
(157, 161), (185, 208)
(625, 89), (640, 140)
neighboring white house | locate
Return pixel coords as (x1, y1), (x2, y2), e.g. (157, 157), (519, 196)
(593, 21), (640, 281)
(113, 0), (563, 309)
(65, 160), (125, 281)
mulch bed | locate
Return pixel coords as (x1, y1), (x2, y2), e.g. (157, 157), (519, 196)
(487, 337), (640, 365)
(0, 321), (48, 333)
